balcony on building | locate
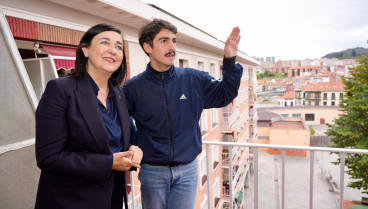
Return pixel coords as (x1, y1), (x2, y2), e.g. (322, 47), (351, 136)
(222, 145), (250, 208)
(221, 104), (240, 133)
(249, 88), (256, 105)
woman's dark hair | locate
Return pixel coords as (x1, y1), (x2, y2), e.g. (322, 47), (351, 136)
(138, 18), (177, 56)
(71, 23), (127, 86)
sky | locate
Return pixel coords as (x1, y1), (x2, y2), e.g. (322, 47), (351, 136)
(141, 0), (368, 61)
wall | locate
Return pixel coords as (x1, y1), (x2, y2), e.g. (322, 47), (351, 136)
(265, 107), (341, 125)
(0, 8), (40, 208)
(269, 127), (310, 156)
(257, 126), (270, 151)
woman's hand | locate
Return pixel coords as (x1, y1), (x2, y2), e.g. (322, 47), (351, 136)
(128, 145), (143, 167)
(112, 151), (137, 171)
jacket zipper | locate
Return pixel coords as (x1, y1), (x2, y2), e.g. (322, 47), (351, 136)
(161, 75), (173, 163)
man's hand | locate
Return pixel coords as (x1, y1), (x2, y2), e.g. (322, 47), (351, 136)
(224, 27), (241, 58)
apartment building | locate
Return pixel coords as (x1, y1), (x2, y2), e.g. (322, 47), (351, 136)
(0, 0), (259, 208)
(295, 77), (345, 106)
(220, 67), (258, 209)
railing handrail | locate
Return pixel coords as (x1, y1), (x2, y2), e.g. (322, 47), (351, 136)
(127, 142), (368, 209)
(202, 141), (368, 154)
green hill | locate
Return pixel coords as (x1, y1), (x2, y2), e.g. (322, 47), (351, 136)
(322, 47), (368, 59)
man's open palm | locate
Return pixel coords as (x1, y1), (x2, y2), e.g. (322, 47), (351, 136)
(224, 27), (241, 58)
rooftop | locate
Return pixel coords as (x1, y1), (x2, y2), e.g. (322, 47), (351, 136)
(279, 91), (296, 99)
(271, 121), (305, 129)
(302, 79), (345, 91)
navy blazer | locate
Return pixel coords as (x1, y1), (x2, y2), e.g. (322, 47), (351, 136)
(34, 74), (131, 209)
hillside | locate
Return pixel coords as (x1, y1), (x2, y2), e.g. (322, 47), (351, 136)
(322, 47), (368, 59)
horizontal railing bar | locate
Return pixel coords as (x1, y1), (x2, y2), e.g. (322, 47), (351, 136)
(203, 141), (368, 154)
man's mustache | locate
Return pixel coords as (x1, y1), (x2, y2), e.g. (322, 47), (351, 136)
(164, 50), (176, 56)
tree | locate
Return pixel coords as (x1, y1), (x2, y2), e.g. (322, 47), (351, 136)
(351, 49), (357, 57)
(326, 56), (368, 194)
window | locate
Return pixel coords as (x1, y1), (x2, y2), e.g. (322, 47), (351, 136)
(179, 59), (189, 68)
(212, 144), (219, 170)
(211, 109), (218, 129)
(323, 93), (327, 100)
(200, 110), (208, 136)
(281, 114), (289, 118)
(291, 102), (294, 106)
(258, 136), (269, 140)
(199, 153), (207, 187)
(292, 114), (301, 118)
(340, 93), (343, 100)
(210, 63), (216, 78)
(305, 113), (315, 121)
(213, 178), (220, 208)
(220, 65), (223, 80)
(331, 93), (336, 100)
(198, 61), (204, 71)
(201, 195), (208, 209)
(323, 101), (327, 106)
(331, 102), (335, 106)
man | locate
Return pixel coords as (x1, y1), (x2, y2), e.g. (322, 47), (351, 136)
(123, 18), (243, 209)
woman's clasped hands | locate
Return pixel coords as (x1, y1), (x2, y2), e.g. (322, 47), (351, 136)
(112, 145), (143, 171)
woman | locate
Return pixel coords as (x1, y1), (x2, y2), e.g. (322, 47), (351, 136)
(35, 23), (142, 209)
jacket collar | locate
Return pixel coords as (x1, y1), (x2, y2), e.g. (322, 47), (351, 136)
(146, 63), (175, 83)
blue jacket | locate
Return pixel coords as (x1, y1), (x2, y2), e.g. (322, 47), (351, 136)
(123, 58), (243, 165)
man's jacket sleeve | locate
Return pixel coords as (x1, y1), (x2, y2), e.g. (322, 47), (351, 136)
(201, 57), (243, 108)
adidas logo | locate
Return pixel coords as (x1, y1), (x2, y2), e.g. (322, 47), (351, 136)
(179, 94), (187, 100)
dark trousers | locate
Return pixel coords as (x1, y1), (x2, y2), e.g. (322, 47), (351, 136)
(111, 171), (128, 209)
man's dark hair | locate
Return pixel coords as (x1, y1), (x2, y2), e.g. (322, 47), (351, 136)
(138, 18), (177, 56)
(71, 23), (127, 86)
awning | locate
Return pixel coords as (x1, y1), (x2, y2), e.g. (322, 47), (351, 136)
(53, 59), (75, 70)
(41, 44), (76, 70)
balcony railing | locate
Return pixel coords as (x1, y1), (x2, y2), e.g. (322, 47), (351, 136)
(222, 108), (240, 132)
(127, 142), (368, 209)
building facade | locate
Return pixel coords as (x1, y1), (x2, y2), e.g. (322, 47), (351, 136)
(295, 78), (345, 107)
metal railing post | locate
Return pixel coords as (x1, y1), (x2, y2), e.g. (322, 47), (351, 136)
(206, 144), (211, 209)
(339, 153), (346, 209)
(130, 171), (135, 209)
(309, 150), (314, 209)
(229, 146), (233, 209)
(254, 148), (258, 209)
(281, 150), (285, 209)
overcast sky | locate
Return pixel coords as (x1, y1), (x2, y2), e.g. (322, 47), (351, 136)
(141, 0), (368, 61)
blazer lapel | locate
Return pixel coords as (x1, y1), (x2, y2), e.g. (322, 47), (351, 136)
(113, 87), (131, 151)
(74, 75), (110, 154)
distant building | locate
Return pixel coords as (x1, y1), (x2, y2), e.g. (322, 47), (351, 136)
(266, 66), (290, 74)
(258, 106), (341, 125)
(287, 66), (328, 77)
(257, 111), (310, 156)
(266, 56), (275, 63)
(295, 77), (345, 106)
(278, 91), (296, 106)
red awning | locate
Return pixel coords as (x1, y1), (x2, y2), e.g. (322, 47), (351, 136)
(41, 44), (76, 70)
(53, 59), (75, 70)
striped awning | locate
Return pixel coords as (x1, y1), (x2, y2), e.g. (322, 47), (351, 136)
(41, 44), (76, 70)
